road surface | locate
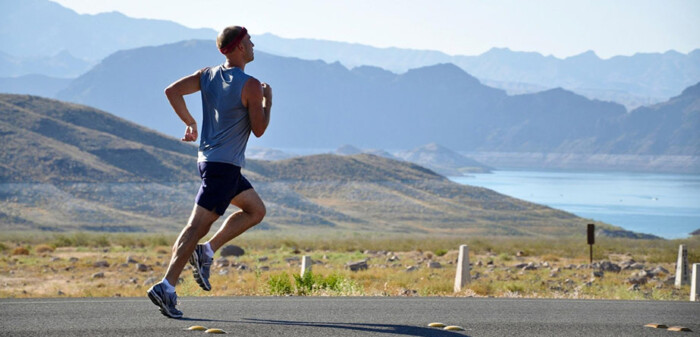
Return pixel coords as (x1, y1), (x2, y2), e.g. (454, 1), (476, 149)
(1, 297), (698, 336)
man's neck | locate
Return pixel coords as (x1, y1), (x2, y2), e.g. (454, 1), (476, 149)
(224, 58), (246, 71)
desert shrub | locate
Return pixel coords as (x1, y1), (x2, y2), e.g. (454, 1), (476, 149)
(12, 247), (30, 255)
(267, 273), (293, 295)
(35, 244), (55, 253)
(434, 249), (448, 257)
(293, 272), (315, 295)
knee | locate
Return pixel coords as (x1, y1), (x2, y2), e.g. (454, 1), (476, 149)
(249, 203), (266, 225)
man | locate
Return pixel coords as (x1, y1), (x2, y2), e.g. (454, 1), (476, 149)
(147, 26), (272, 318)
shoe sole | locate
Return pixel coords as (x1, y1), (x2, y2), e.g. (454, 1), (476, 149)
(147, 289), (183, 319)
(189, 250), (212, 291)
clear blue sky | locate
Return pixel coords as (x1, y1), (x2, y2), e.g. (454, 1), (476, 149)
(52, 0), (700, 59)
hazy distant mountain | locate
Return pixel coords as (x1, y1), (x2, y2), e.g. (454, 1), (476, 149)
(395, 143), (492, 176)
(252, 34), (700, 108)
(4, 0), (698, 109)
(55, 40), (700, 163)
(0, 50), (94, 78)
(0, 0), (215, 61)
(1, 93), (622, 236)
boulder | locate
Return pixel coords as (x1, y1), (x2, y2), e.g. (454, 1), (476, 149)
(126, 256), (138, 264)
(597, 261), (621, 273)
(522, 262), (538, 271)
(136, 263), (150, 272)
(346, 260), (368, 272)
(92, 272), (105, 279)
(220, 245), (245, 257)
(649, 266), (669, 277)
(215, 258), (230, 268)
(427, 261), (442, 269)
(626, 276), (647, 285)
(93, 260), (110, 268)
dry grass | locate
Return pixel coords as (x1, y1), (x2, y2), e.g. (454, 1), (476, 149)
(0, 232), (698, 300)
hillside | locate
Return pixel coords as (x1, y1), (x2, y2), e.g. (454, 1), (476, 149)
(395, 143), (492, 176)
(0, 94), (628, 237)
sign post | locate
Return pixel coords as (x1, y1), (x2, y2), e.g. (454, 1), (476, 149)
(587, 224), (595, 264)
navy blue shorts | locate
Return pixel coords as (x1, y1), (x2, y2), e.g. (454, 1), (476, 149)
(195, 162), (253, 216)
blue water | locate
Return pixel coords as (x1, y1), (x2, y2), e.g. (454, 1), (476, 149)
(450, 171), (700, 239)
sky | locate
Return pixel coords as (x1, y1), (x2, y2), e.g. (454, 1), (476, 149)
(51, 0), (700, 59)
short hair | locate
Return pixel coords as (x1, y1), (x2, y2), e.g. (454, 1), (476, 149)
(217, 26), (246, 51)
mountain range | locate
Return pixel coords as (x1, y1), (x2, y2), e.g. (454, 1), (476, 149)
(50, 40), (700, 173)
(1, 93), (638, 238)
(2, 0), (699, 110)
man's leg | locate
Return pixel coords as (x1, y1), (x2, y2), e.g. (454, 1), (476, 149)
(164, 204), (219, 285)
(206, 188), (266, 252)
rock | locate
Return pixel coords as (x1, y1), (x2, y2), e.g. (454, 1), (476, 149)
(93, 260), (110, 268)
(597, 261), (621, 273)
(427, 261), (442, 269)
(346, 260), (368, 272)
(626, 276), (647, 285)
(50, 257), (62, 262)
(388, 255), (400, 262)
(516, 251), (526, 257)
(92, 272), (105, 279)
(136, 264), (150, 272)
(564, 279), (575, 285)
(57, 290), (65, 296)
(399, 289), (417, 296)
(664, 275), (675, 285)
(220, 245), (245, 257)
(476, 260), (483, 267)
(628, 284), (641, 291)
(143, 277), (158, 286)
(633, 270), (651, 278)
(258, 256), (268, 262)
(541, 262), (550, 268)
(649, 266), (669, 277)
(219, 269), (229, 276)
(522, 262), (538, 271)
(126, 256), (138, 264)
(514, 263), (528, 269)
(628, 262), (645, 270)
(120, 263), (129, 268)
(284, 256), (300, 263)
(236, 264), (248, 271)
(592, 271), (604, 278)
(258, 266), (270, 271)
(486, 260), (494, 265)
(215, 258), (230, 268)
(128, 277), (138, 284)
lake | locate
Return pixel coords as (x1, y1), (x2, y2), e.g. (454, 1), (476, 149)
(450, 171), (700, 239)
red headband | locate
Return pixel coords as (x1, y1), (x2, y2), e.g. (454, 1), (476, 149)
(219, 27), (248, 54)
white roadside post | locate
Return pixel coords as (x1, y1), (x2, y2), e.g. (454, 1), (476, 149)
(454, 245), (471, 292)
(675, 245), (689, 289)
(691, 264), (700, 302)
(301, 255), (312, 277)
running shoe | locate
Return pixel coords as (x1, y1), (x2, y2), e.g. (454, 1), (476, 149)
(189, 244), (213, 291)
(147, 282), (183, 318)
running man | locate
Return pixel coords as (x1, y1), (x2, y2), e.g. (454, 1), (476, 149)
(147, 26), (272, 318)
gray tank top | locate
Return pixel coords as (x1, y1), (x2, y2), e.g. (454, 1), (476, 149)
(198, 65), (252, 167)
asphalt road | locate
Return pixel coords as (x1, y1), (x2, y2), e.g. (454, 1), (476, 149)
(1, 297), (698, 337)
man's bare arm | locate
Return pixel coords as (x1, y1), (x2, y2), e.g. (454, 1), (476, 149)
(243, 77), (272, 138)
(165, 69), (203, 142)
